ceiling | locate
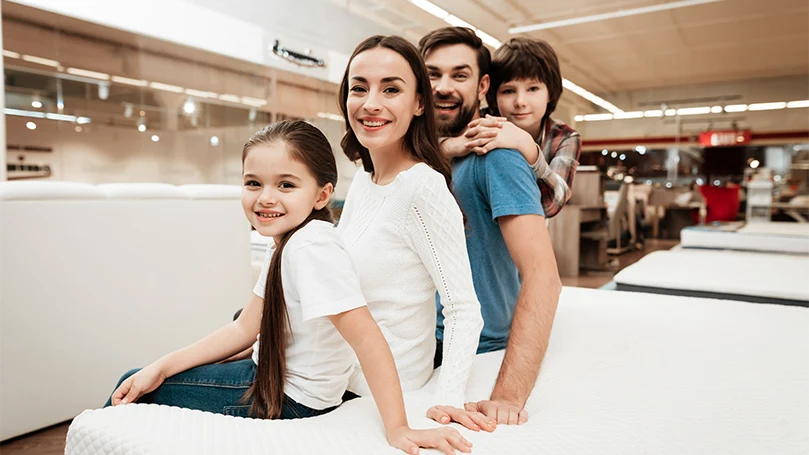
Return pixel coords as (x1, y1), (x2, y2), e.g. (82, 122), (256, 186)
(339, 0), (809, 95)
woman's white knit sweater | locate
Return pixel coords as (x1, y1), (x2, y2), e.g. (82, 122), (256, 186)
(338, 163), (483, 408)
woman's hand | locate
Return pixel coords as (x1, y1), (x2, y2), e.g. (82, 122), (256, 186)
(388, 425), (473, 455)
(110, 363), (166, 406)
(427, 405), (497, 432)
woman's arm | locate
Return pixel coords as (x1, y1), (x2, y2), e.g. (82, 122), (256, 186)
(405, 174), (484, 409)
(329, 307), (472, 455)
(111, 294), (263, 405)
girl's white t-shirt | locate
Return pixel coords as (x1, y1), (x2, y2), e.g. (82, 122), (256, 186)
(252, 220), (366, 410)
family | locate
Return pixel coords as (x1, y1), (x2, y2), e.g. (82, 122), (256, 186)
(105, 27), (582, 455)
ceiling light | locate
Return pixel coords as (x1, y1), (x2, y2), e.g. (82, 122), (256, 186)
(218, 94), (241, 103)
(5, 108), (90, 124)
(748, 102), (787, 111)
(677, 107), (711, 116)
(210, 136), (220, 146)
(98, 83), (110, 100)
(22, 55), (61, 68)
(666, 182), (673, 188)
(138, 124), (146, 132)
(111, 76), (148, 87)
(137, 117), (147, 132)
(185, 88), (218, 98)
(619, 154), (626, 160)
(713, 180), (721, 186)
(509, 0), (722, 33)
(787, 100), (809, 108)
(644, 110), (663, 117)
(3, 50), (20, 59)
(183, 100), (196, 115)
(696, 178), (704, 185)
(750, 159), (760, 169)
(724, 104), (747, 113)
(26, 121), (37, 130)
(409, 0), (449, 19)
(31, 100), (42, 109)
(66, 67), (110, 80)
(151, 135), (160, 142)
(665, 109), (677, 116)
(75, 126), (82, 132)
(445, 14), (472, 29)
(583, 113), (613, 121)
(711, 106), (723, 113)
(635, 146), (646, 153)
(242, 97), (268, 107)
(57, 100), (64, 110)
(150, 82), (184, 93)
(574, 115), (584, 122)
(601, 149), (608, 155)
(611, 152), (618, 158)
(563, 79), (623, 113)
(614, 111), (643, 119)
(475, 30), (501, 48)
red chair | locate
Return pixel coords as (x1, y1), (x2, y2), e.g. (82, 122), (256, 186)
(698, 185), (741, 223)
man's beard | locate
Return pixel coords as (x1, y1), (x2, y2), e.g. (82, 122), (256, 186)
(436, 98), (479, 138)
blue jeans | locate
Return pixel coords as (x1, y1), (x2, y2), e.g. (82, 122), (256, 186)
(104, 359), (336, 419)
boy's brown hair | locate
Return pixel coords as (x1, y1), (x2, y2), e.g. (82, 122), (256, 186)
(418, 26), (490, 80)
(487, 37), (562, 128)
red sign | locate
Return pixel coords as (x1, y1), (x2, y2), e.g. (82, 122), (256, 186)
(698, 130), (752, 147)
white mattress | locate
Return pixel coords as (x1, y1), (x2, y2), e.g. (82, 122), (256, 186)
(66, 287), (809, 455)
(681, 222), (809, 254)
(613, 249), (809, 302)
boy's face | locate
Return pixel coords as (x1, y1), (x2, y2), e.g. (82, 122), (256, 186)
(496, 78), (549, 138)
(424, 43), (489, 137)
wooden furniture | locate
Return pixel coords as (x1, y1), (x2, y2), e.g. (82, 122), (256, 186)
(549, 168), (610, 277)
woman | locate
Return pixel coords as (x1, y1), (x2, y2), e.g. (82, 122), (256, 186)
(337, 35), (494, 434)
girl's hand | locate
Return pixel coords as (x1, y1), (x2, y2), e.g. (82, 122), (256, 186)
(110, 363), (167, 406)
(388, 425), (472, 455)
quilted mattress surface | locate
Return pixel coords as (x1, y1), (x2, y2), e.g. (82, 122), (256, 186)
(66, 287), (809, 455)
(613, 249), (809, 302)
(681, 222), (809, 254)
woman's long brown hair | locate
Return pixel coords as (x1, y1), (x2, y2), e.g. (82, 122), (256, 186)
(338, 35), (454, 191)
(241, 120), (338, 419)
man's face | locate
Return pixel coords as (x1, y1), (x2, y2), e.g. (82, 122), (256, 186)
(424, 43), (489, 137)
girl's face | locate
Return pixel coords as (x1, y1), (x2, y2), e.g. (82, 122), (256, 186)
(241, 141), (332, 245)
(496, 78), (550, 138)
(346, 47), (424, 155)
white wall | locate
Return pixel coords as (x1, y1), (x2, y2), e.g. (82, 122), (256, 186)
(7, 0), (395, 84)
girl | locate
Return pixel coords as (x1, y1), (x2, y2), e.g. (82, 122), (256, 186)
(107, 120), (471, 455)
(336, 36), (493, 433)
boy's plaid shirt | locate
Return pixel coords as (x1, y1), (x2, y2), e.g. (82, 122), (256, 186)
(530, 118), (581, 218)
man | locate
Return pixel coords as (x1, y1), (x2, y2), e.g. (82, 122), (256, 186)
(420, 27), (562, 426)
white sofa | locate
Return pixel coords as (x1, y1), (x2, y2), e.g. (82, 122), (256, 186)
(0, 181), (252, 441)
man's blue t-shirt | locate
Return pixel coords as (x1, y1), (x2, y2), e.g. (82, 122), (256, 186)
(436, 148), (544, 353)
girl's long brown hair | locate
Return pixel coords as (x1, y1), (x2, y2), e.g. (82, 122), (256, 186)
(241, 120), (338, 419)
(338, 35), (454, 191)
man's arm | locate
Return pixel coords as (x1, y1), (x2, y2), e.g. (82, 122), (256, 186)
(467, 213), (561, 424)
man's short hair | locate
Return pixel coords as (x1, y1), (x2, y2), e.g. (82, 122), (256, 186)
(487, 37), (563, 123)
(418, 26), (490, 79)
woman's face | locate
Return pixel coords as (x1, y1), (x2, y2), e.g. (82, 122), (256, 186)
(345, 47), (423, 154)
